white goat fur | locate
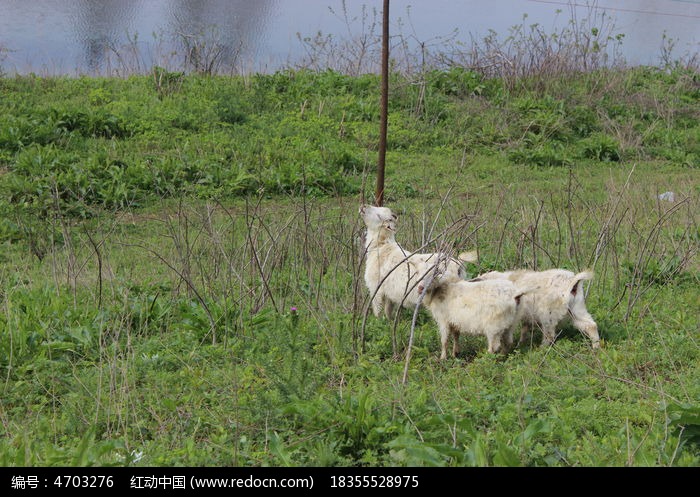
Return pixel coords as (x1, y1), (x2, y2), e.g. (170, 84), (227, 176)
(475, 269), (600, 348)
(360, 204), (466, 319)
(419, 278), (526, 360)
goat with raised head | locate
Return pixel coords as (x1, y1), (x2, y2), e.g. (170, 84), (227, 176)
(359, 204), (466, 320)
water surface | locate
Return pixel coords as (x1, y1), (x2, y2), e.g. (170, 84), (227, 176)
(0, 0), (698, 75)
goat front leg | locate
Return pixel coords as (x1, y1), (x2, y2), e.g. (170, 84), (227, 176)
(451, 325), (460, 358)
(438, 323), (451, 360)
(370, 289), (384, 318)
(487, 331), (506, 354)
(383, 299), (396, 321)
(501, 327), (514, 353)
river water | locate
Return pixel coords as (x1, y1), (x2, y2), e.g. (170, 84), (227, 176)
(0, 0), (698, 75)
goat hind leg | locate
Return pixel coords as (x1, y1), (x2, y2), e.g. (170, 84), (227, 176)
(518, 322), (533, 347)
(540, 324), (557, 347)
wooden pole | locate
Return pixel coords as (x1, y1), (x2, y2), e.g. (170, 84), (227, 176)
(375, 0), (389, 206)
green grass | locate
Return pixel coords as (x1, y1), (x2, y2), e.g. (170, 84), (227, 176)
(0, 67), (698, 466)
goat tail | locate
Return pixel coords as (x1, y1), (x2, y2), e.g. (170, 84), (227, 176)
(570, 270), (594, 297)
(458, 250), (478, 263)
(573, 270), (595, 283)
(514, 284), (540, 304)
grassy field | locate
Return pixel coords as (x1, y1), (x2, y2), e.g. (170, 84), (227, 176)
(0, 65), (698, 466)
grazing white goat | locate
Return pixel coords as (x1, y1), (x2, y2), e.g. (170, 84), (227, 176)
(418, 277), (529, 359)
(474, 269), (600, 348)
(359, 204), (467, 319)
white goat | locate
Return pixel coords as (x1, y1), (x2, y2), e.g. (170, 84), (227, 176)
(418, 277), (528, 360)
(474, 269), (600, 348)
(359, 204), (467, 320)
